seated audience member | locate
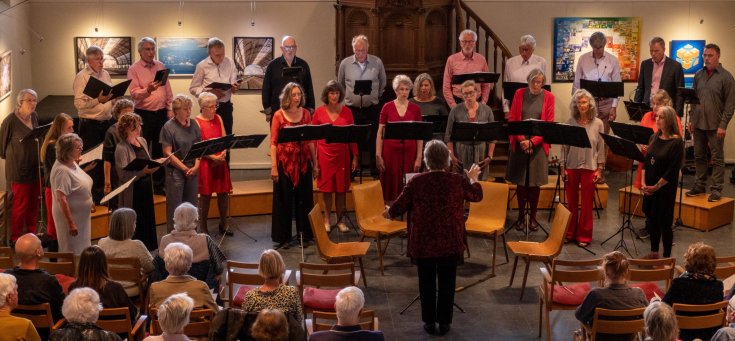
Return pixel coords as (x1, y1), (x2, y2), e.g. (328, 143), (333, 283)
(643, 301), (678, 341)
(575, 251), (648, 341)
(242, 249), (303, 323)
(0, 273), (41, 341)
(5, 233), (65, 339)
(49, 287), (122, 341)
(144, 293), (194, 341)
(711, 295), (735, 341)
(149, 242), (219, 312)
(69, 246), (137, 320)
(97, 208), (155, 297)
(309, 286), (385, 341)
(157, 202), (226, 290)
(251, 309), (289, 341)
(663, 242), (724, 341)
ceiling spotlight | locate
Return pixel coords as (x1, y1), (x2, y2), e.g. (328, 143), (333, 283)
(178, 21), (182, 26)
(94, 27), (99, 32)
(699, 18), (704, 24)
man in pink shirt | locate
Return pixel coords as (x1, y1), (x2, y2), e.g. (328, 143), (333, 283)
(127, 37), (173, 194)
(442, 30), (491, 108)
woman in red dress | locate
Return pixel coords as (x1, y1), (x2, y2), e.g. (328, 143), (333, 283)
(195, 92), (232, 236)
(270, 82), (319, 248)
(312, 80), (358, 233)
(376, 75), (423, 202)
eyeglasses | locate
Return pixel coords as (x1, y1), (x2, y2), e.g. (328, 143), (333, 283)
(21, 98), (37, 103)
(203, 104), (219, 110)
(283, 45), (297, 51)
(462, 90), (476, 97)
(460, 40), (476, 45)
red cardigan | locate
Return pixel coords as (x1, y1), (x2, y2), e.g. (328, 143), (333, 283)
(508, 88), (555, 156)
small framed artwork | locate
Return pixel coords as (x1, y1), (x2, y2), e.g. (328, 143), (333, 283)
(233, 37), (274, 90)
(74, 37), (132, 75)
(670, 40), (705, 88)
(156, 37), (209, 76)
(0, 50), (10, 102)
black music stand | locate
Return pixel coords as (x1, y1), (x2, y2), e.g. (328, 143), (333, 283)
(422, 115), (448, 136)
(674, 87), (699, 230)
(599, 133), (645, 257)
(282, 66), (303, 83)
(383, 121), (433, 188)
(580, 79), (625, 99)
(181, 134), (235, 163)
(609, 122), (654, 145)
(451, 72), (500, 85)
(323, 124), (371, 234)
(21, 123), (52, 232)
(503, 82), (552, 111)
(277, 124), (331, 257)
(353, 80), (373, 177)
(623, 101), (651, 122)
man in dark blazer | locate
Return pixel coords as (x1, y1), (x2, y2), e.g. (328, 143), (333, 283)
(634, 37), (685, 116)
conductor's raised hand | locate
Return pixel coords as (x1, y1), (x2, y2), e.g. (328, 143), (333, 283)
(464, 163), (481, 183)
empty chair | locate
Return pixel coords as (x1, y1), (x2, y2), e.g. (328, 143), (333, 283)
(39, 252), (75, 277)
(309, 205), (369, 286)
(95, 307), (147, 341)
(627, 257), (676, 301)
(0, 246), (13, 269)
(465, 181), (509, 276)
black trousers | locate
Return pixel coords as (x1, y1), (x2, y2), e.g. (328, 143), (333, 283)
(79, 118), (114, 203)
(348, 104), (380, 174)
(643, 184), (676, 257)
(217, 101), (234, 135)
(416, 256), (458, 325)
(135, 108), (168, 192)
(271, 165), (314, 244)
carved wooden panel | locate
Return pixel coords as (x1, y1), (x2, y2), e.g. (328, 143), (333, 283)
(380, 10), (418, 68)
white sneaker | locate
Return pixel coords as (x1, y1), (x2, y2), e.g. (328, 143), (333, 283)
(324, 222), (331, 233)
(337, 222), (349, 233)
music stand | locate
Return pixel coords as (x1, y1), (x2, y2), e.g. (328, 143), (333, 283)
(503, 82), (552, 111)
(21, 123), (52, 232)
(282, 66), (303, 83)
(451, 72), (500, 85)
(674, 87), (699, 230)
(384, 121), (433, 188)
(353, 80), (373, 178)
(599, 133), (645, 257)
(422, 115), (448, 135)
(181, 134), (235, 163)
(323, 124), (371, 234)
(580, 79), (625, 99)
(623, 101), (651, 122)
(450, 121), (506, 143)
(609, 122), (654, 145)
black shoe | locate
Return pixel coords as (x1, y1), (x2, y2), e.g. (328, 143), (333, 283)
(708, 190), (722, 202)
(637, 227), (649, 239)
(423, 323), (436, 335)
(686, 187), (705, 197)
(219, 229), (234, 237)
(438, 324), (451, 336)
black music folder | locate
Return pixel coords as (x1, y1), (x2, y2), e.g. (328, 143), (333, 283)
(580, 79), (624, 98)
(679, 87), (699, 105)
(123, 158), (163, 172)
(600, 133), (645, 162)
(83, 78), (132, 100)
(383, 121), (434, 141)
(451, 72), (500, 85)
(353, 80), (372, 96)
(154, 68), (171, 84)
(20, 123), (52, 142)
(450, 121), (506, 142)
(282, 66), (303, 81)
(609, 121), (654, 145)
(502, 82), (551, 102)
(623, 101), (651, 121)
(206, 82), (234, 91)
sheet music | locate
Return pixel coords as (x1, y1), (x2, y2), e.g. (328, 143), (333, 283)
(100, 176), (136, 204)
(79, 144), (103, 165)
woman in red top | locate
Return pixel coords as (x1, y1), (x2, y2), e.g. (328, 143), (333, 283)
(195, 92), (232, 236)
(312, 81), (358, 233)
(270, 82), (319, 248)
(386, 140), (482, 336)
(376, 75), (423, 202)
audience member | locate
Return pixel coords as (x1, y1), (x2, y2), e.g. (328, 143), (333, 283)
(149, 242), (219, 312)
(0, 273), (41, 341)
(144, 293), (194, 341)
(251, 309), (289, 341)
(243, 250), (303, 323)
(49, 287), (122, 341)
(97, 208), (155, 297)
(643, 301), (678, 341)
(309, 286), (385, 341)
(663, 242), (724, 341)
(711, 295), (735, 340)
(575, 251), (648, 341)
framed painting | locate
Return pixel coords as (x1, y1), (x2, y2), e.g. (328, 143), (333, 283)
(552, 17), (641, 82)
(0, 50), (10, 101)
(670, 40), (705, 88)
(233, 37), (274, 90)
(74, 37), (132, 75)
(156, 37), (209, 75)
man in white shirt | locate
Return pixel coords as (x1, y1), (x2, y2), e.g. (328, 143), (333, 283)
(503, 34), (548, 115)
(572, 31), (622, 134)
(189, 37), (241, 136)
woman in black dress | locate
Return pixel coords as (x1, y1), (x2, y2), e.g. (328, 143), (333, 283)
(641, 106), (683, 258)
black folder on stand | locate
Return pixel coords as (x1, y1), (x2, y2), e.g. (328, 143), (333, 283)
(580, 79), (624, 98)
(450, 121), (506, 142)
(383, 121), (434, 141)
(609, 121), (654, 145)
(451, 72), (500, 85)
(600, 133), (645, 162)
(623, 101), (651, 121)
(20, 123), (52, 142)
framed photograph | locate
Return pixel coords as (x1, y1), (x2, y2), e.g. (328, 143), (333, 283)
(670, 40), (705, 88)
(156, 37), (209, 76)
(552, 17), (641, 82)
(75, 37), (132, 75)
(233, 37), (274, 90)
(0, 50), (10, 101)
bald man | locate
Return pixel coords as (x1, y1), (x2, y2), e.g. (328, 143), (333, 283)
(261, 36), (315, 122)
(5, 234), (65, 324)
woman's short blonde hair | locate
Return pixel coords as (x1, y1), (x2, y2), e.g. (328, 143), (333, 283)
(258, 249), (286, 282)
(157, 293), (194, 334)
(172, 94), (193, 112)
(197, 92), (218, 110)
(117, 112), (142, 140)
(602, 251), (629, 281)
(650, 89), (673, 107)
(413, 73), (436, 98)
(684, 242), (716, 275)
(392, 74), (413, 91)
(164, 242), (193, 276)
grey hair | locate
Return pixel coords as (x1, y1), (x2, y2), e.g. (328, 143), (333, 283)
(458, 29), (478, 42)
(335, 286), (365, 323)
(207, 37), (225, 51)
(644, 301), (678, 341)
(63, 287), (103, 323)
(570, 89), (598, 120)
(281, 35), (295, 46)
(649, 37), (666, 49)
(56, 133), (83, 163)
(172, 94), (193, 112)
(15, 89), (37, 108)
(173, 202), (198, 232)
(589, 32), (607, 49)
(157, 293), (194, 334)
(392, 74), (413, 91)
(137, 37), (156, 52)
(519, 34), (536, 48)
(164, 242), (193, 276)
(111, 98), (134, 120)
(0, 273), (16, 308)
(413, 73), (436, 98)
(526, 68), (546, 84)
(108, 208), (137, 241)
(351, 35), (369, 49)
(86, 45), (104, 58)
(423, 139), (450, 171)
(197, 91), (218, 109)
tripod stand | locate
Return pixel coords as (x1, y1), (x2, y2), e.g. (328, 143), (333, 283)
(674, 87), (698, 230)
(21, 123), (52, 236)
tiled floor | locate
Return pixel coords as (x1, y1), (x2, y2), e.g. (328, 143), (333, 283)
(161, 168), (735, 340)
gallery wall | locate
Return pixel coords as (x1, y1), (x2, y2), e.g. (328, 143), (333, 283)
(5, 0), (735, 177)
